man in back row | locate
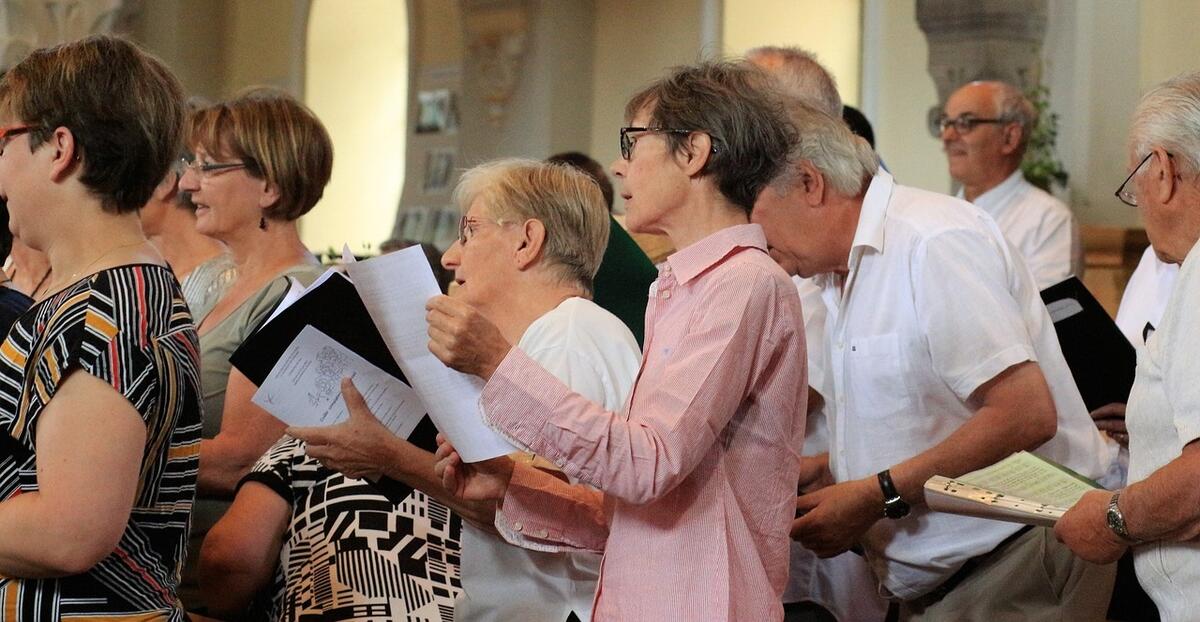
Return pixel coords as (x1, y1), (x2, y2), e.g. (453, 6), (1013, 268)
(938, 80), (1082, 288)
(753, 99), (1118, 620)
(748, 44), (888, 622)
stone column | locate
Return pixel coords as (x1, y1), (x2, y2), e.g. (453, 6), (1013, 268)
(0, 0), (140, 71)
(916, 0), (1047, 124)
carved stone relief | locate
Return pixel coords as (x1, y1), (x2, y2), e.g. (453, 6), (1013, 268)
(462, 0), (528, 127)
(0, 0), (141, 71)
(916, 0), (1048, 124)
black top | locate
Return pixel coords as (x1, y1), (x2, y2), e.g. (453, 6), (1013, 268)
(0, 286), (32, 339)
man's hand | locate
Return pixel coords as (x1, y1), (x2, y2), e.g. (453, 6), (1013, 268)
(1090, 403), (1128, 449)
(791, 477), (883, 557)
(798, 453), (834, 493)
(433, 433), (515, 502)
(1054, 489), (1128, 564)
(288, 378), (400, 481)
(426, 295), (512, 380)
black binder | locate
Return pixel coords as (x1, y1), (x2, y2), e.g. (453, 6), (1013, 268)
(229, 272), (438, 503)
(1040, 277), (1137, 412)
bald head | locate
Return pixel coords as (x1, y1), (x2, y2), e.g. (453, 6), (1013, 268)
(747, 46), (842, 118)
(941, 81), (1038, 198)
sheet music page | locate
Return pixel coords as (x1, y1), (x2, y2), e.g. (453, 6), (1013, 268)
(956, 451), (1098, 507)
(345, 246), (515, 462)
(252, 325), (425, 439)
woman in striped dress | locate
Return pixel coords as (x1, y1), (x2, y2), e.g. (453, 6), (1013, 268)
(0, 35), (201, 621)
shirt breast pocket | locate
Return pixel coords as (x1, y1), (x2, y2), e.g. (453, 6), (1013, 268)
(846, 333), (914, 420)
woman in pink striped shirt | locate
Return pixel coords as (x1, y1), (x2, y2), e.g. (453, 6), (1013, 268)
(430, 60), (808, 621)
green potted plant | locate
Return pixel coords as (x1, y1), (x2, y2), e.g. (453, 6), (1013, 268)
(1021, 85), (1069, 192)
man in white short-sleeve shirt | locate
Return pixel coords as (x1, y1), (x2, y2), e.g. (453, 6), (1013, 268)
(939, 81), (1082, 289)
(753, 102), (1117, 621)
(1056, 72), (1200, 622)
(748, 44), (888, 622)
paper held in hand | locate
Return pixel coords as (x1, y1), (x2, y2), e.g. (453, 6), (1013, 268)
(924, 451), (1103, 528)
(346, 245), (516, 463)
(251, 325), (426, 439)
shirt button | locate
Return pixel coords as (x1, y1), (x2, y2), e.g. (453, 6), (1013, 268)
(513, 522), (523, 532)
(537, 529), (549, 538)
(662, 290), (671, 299)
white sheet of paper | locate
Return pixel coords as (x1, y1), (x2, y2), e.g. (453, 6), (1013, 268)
(252, 325), (426, 439)
(346, 246), (514, 462)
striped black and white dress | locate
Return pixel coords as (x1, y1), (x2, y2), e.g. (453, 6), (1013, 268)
(0, 264), (202, 621)
(244, 435), (462, 622)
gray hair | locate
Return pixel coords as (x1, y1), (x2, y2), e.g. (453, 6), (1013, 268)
(624, 60), (797, 215)
(983, 81), (1038, 156)
(771, 100), (879, 197)
(452, 158), (610, 293)
(746, 45), (842, 118)
(1129, 71), (1200, 175)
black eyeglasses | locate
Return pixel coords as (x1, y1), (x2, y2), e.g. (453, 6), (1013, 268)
(1114, 151), (1170, 208)
(930, 114), (1007, 138)
(619, 126), (718, 160)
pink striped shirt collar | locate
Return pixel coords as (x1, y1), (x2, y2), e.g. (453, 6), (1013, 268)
(664, 223), (769, 285)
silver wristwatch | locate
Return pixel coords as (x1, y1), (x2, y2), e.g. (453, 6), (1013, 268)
(1106, 492), (1140, 543)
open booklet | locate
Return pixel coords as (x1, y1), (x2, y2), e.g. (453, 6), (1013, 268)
(923, 451), (1103, 528)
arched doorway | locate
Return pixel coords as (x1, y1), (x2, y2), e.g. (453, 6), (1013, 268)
(302, 0), (408, 257)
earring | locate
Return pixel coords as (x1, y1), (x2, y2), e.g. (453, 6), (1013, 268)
(259, 216), (267, 230)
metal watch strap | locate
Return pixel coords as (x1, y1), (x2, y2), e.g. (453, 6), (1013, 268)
(1107, 492), (1141, 543)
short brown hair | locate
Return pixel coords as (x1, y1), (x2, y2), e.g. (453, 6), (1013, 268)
(547, 151), (614, 211)
(0, 35), (185, 214)
(625, 60), (796, 214)
(188, 87), (333, 221)
(453, 158), (609, 293)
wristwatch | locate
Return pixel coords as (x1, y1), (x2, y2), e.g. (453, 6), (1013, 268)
(877, 469), (910, 519)
(1106, 492), (1141, 543)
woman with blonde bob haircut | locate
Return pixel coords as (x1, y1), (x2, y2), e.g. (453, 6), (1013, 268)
(178, 87), (331, 610)
(279, 158), (640, 621)
(452, 158), (611, 293)
(0, 35), (202, 621)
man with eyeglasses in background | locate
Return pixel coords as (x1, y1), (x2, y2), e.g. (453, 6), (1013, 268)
(937, 80), (1082, 289)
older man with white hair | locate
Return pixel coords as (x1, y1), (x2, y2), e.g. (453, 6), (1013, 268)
(938, 80), (1082, 288)
(1056, 71), (1200, 622)
(752, 101), (1117, 621)
(749, 45), (888, 622)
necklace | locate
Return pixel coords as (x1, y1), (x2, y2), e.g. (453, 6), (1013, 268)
(66, 240), (148, 284)
(30, 268), (51, 298)
(39, 240), (149, 299)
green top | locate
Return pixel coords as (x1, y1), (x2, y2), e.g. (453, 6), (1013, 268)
(592, 216), (657, 346)
(182, 260), (324, 610)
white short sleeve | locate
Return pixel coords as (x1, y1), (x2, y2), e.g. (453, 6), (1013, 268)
(913, 228), (1037, 401)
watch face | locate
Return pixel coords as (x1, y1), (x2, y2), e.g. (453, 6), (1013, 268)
(884, 499), (911, 519)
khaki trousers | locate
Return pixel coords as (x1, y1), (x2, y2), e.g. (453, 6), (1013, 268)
(899, 527), (1117, 622)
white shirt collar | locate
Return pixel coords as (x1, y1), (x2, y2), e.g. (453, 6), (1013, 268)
(963, 169), (1025, 217)
(813, 171), (894, 290)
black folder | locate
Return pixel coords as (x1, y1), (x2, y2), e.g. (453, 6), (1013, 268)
(1040, 277), (1137, 412)
(229, 272), (438, 503)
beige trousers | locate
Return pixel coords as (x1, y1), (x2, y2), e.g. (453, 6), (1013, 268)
(899, 527), (1117, 622)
